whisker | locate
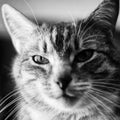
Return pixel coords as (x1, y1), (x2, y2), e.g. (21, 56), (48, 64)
(23, 0), (39, 27)
(93, 81), (120, 85)
(4, 104), (19, 120)
(88, 92), (112, 112)
(0, 97), (21, 113)
(0, 89), (19, 103)
(92, 82), (120, 91)
(93, 85), (120, 92)
(66, 10), (76, 28)
(0, 91), (19, 106)
(65, 8), (77, 37)
(91, 87), (113, 95)
(91, 87), (118, 100)
(12, 103), (21, 120)
(23, 0), (41, 37)
(90, 88), (120, 108)
(86, 92), (107, 119)
(94, 78), (116, 81)
(87, 92), (117, 120)
(90, 90), (120, 120)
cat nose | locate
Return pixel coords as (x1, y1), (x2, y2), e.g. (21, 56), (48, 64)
(57, 74), (72, 91)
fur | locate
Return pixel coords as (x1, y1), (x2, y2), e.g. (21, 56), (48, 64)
(1, 0), (120, 120)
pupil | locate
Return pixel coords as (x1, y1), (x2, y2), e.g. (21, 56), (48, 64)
(32, 55), (49, 64)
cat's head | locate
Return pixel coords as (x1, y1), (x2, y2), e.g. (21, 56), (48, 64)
(2, 0), (120, 117)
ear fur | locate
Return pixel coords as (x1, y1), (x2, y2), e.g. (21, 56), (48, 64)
(88, 0), (119, 32)
(1, 4), (38, 53)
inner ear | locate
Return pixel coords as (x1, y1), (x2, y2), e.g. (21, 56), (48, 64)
(1, 4), (38, 54)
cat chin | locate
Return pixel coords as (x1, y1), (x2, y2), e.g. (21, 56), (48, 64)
(41, 90), (90, 112)
(41, 93), (96, 119)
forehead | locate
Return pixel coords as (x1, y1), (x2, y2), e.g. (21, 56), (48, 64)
(32, 20), (107, 56)
(32, 23), (76, 57)
(51, 22), (76, 54)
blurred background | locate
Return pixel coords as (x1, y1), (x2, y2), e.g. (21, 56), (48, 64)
(0, 0), (120, 119)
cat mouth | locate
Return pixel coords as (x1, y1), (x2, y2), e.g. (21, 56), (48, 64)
(49, 83), (91, 107)
(55, 89), (85, 101)
(53, 91), (88, 109)
(62, 93), (78, 99)
(63, 84), (90, 99)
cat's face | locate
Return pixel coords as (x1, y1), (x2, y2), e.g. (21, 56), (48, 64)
(2, 0), (120, 117)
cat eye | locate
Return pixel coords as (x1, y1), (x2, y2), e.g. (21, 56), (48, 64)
(74, 49), (94, 63)
(32, 55), (49, 65)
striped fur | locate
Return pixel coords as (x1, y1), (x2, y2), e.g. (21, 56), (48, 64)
(1, 0), (120, 120)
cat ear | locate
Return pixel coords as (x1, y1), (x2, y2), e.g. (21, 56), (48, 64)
(1, 4), (38, 54)
(89, 0), (119, 32)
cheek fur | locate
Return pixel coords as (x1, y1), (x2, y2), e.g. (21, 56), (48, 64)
(15, 58), (53, 89)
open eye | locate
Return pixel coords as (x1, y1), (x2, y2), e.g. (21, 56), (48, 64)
(32, 55), (49, 65)
(74, 49), (94, 63)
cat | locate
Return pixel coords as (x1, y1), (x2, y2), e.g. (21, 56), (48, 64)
(1, 0), (120, 119)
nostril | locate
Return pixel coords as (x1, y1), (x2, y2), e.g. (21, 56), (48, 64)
(56, 81), (63, 88)
(57, 75), (72, 91)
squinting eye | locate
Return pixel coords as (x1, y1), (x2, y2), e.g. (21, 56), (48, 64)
(74, 49), (94, 63)
(32, 55), (49, 65)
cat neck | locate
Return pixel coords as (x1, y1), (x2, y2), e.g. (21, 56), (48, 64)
(18, 100), (112, 120)
(18, 100), (54, 120)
